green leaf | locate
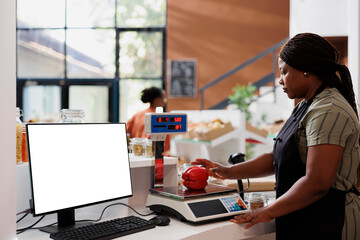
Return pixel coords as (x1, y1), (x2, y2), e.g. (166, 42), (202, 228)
(228, 83), (257, 121)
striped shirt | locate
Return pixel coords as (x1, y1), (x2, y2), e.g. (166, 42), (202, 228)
(296, 88), (360, 240)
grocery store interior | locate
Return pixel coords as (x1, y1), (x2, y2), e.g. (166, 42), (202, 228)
(1, 0), (360, 239)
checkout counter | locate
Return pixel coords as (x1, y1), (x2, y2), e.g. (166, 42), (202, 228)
(16, 155), (275, 240)
(16, 112), (275, 239)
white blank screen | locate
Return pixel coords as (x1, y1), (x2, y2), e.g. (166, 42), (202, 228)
(27, 123), (132, 215)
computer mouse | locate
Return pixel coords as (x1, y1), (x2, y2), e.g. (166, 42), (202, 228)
(148, 215), (171, 226)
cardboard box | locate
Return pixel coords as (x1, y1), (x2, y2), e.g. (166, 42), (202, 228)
(246, 121), (268, 138)
(195, 121), (234, 141)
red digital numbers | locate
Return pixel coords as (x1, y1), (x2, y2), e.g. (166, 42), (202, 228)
(168, 125), (182, 130)
(156, 117), (168, 123)
(170, 117), (182, 122)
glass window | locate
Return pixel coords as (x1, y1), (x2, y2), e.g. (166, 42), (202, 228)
(17, 0), (166, 122)
(119, 31), (163, 78)
(22, 85), (61, 122)
(67, 0), (115, 28)
(17, 30), (65, 78)
(67, 29), (116, 78)
(17, 0), (65, 28)
(116, 0), (166, 27)
(69, 86), (109, 123)
(119, 79), (162, 122)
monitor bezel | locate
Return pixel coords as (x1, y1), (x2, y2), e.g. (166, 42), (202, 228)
(26, 122), (133, 217)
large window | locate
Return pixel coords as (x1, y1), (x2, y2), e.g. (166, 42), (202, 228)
(17, 0), (166, 123)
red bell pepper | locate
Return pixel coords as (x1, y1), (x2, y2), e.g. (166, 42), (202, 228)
(182, 166), (209, 190)
(155, 159), (164, 181)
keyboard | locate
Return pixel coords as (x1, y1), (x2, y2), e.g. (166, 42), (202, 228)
(50, 216), (156, 240)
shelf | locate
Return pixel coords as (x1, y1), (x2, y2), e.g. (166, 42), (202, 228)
(173, 129), (269, 146)
(129, 154), (178, 168)
(16, 155), (178, 170)
(245, 130), (268, 144)
(173, 129), (240, 148)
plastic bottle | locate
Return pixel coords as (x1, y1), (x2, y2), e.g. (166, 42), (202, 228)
(16, 107), (23, 163)
(60, 109), (85, 123)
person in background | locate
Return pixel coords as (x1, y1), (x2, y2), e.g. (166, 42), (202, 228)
(193, 33), (360, 240)
(126, 86), (170, 152)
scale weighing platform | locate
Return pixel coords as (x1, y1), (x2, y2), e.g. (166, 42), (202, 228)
(145, 112), (250, 223)
(146, 183), (249, 223)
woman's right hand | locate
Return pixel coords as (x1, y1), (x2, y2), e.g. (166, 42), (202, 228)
(191, 158), (228, 180)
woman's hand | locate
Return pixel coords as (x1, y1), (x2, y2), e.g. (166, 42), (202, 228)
(230, 206), (274, 229)
(191, 158), (228, 179)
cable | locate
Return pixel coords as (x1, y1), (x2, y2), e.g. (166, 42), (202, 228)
(238, 178), (250, 196)
(16, 212), (30, 223)
(17, 208), (31, 215)
(16, 202), (155, 234)
(26, 221), (58, 232)
(89, 202), (155, 223)
(17, 208), (32, 224)
(16, 215), (46, 234)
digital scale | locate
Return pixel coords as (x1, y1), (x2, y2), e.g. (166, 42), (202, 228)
(145, 112), (188, 141)
(145, 112), (250, 223)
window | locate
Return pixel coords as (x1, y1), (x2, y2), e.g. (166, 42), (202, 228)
(16, 0), (166, 123)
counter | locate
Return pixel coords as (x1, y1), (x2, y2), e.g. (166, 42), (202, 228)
(17, 214), (275, 240)
(16, 155), (275, 240)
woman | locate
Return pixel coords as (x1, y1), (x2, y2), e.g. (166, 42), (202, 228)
(126, 86), (170, 151)
(193, 33), (360, 240)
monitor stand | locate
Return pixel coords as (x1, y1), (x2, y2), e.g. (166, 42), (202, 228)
(39, 208), (90, 234)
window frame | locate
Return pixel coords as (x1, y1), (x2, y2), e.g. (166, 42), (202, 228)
(16, 8), (166, 123)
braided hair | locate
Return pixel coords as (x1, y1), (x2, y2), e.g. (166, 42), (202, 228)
(280, 33), (358, 119)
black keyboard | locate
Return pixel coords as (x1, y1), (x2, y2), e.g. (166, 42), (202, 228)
(50, 216), (156, 240)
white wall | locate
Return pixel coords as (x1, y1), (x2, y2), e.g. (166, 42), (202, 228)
(0, 0), (16, 239)
(290, 0), (348, 37)
(290, 0), (360, 105)
(347, 0), (360, 103)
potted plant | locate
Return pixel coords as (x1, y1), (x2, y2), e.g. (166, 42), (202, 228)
(228, 83), (257, 121)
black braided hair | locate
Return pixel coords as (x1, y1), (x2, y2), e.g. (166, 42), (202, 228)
(140, 87), (163, 104)
(279, 33), (358, 119)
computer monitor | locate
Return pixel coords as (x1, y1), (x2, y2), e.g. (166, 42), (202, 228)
(26, 123), (132, 233)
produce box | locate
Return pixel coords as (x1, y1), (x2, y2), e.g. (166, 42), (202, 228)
(260, 119), (286, 134)
(246, 121), (268, 138)
(195, 121), (234, 141)
(180, 128), (196, 139)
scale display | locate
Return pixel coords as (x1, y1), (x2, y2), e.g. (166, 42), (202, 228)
(188, 195), (247, 218)
(145, 113), (187, 135)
